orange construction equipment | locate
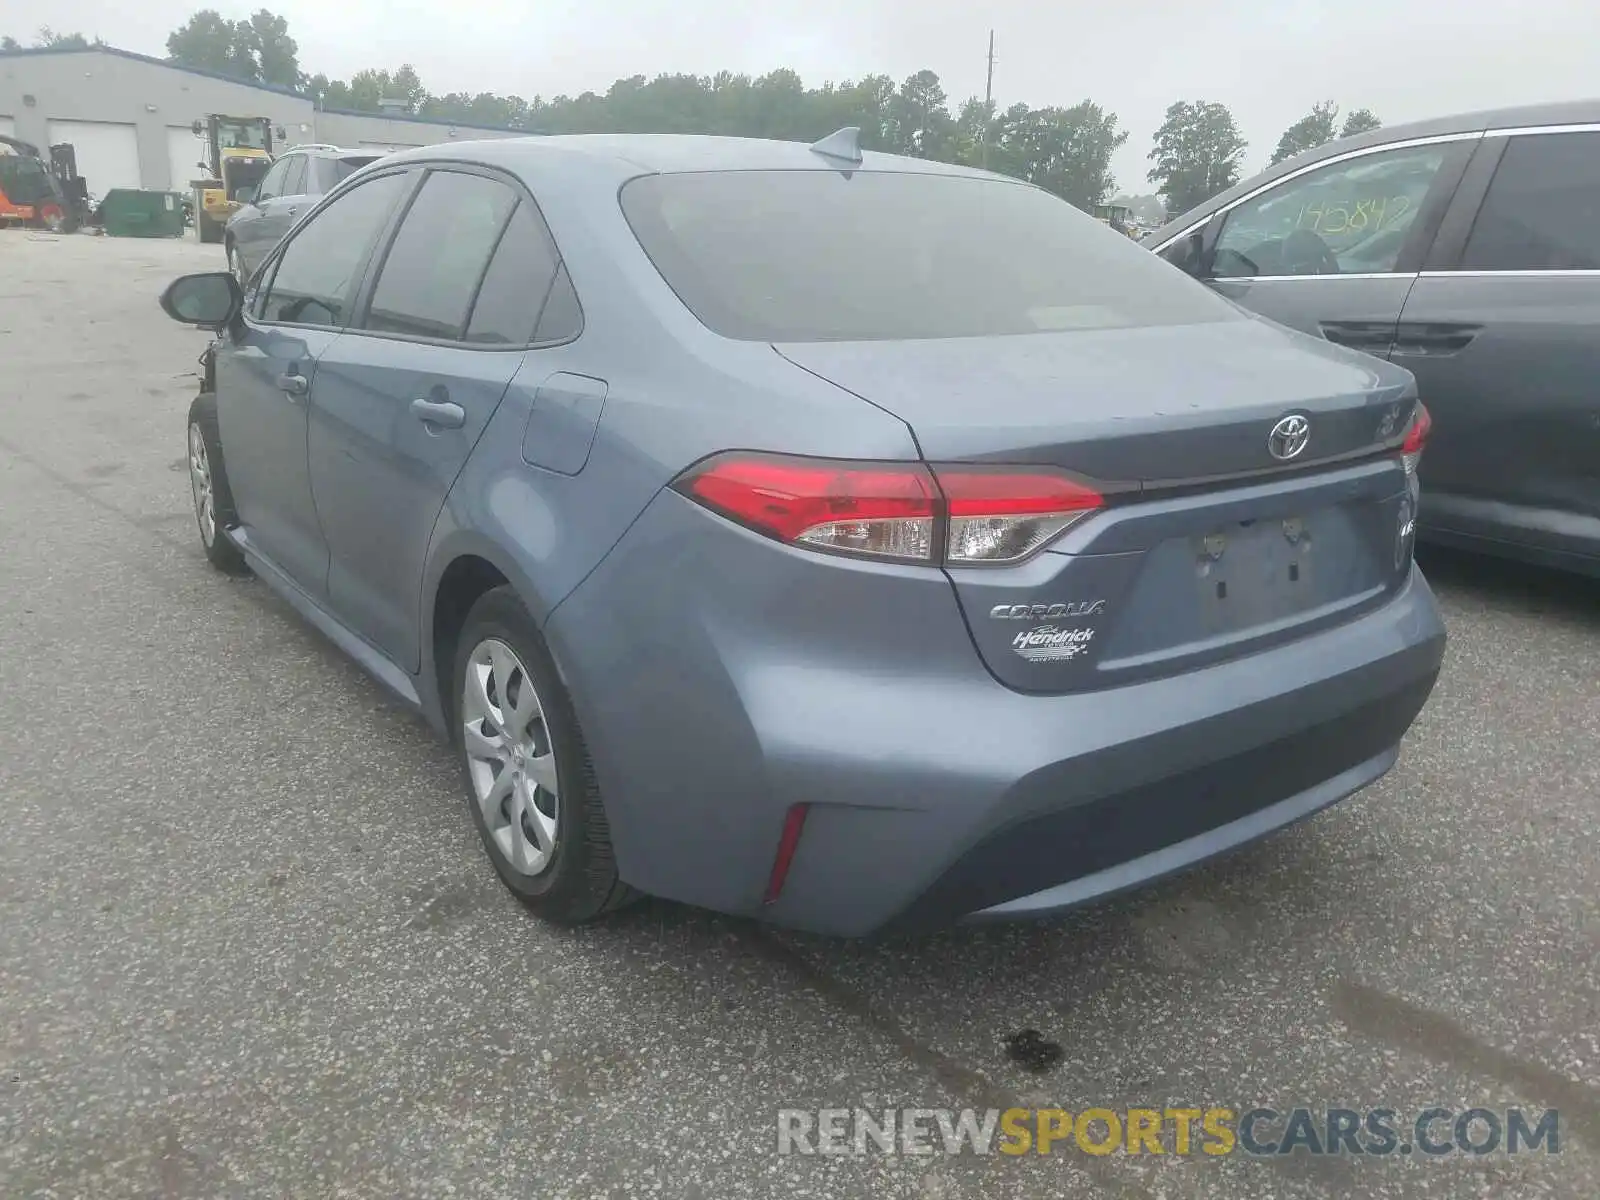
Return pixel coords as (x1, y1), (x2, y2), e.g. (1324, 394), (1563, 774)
(0, 135), (68, 229)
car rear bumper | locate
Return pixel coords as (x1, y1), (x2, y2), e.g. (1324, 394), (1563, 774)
(548, 493), (1446, 938)
(963, 744), (1399, 922)
(903, 677), (1427, 930)
(823, 578), (1440, 937)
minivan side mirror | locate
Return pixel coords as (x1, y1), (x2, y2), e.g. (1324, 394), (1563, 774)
(160, 272), (243, 331)
(1210, 247), (1260, 279)
(1158, 230), (1205, 276)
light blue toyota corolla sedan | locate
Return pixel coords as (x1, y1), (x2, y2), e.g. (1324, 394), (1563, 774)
(159, 130), (1446, 937)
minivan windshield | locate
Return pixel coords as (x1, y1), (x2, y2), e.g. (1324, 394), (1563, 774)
(620, 169), (1239, 342)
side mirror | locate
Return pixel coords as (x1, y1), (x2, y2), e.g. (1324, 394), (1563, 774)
(235, 185), (257, 205)
(160, 272), (243, 331)
(1210, 247), (1260, 279)
(1158, 231), (1204, 276)
(191, 119), (205, 138)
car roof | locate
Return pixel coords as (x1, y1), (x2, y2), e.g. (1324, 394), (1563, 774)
(281, 145), (379, 158)
(1146, 97), (1600, 244)
(376, 132), (1004, 183)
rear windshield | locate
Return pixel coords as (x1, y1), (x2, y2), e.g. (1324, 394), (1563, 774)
(310, 156), (379, 192)
(334, 156), (379, 183)
(619, 169), (1239, 342)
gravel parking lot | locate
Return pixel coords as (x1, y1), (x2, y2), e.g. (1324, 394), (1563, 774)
(2, 230), (1597, 1200)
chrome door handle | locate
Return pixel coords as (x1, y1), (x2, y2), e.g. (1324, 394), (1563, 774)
(276, 372), (307, 396)
(410, 398), (465, 429)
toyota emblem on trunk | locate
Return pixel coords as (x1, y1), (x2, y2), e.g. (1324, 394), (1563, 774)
(1268, 414), (1311, 461)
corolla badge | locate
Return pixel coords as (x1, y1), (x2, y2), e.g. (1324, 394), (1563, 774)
(1268, 414), (1311, 461)
(989, 601), (1107, 620)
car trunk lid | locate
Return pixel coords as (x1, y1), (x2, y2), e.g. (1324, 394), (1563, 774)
(775, 318), (1423, 693)
(776, 317), (1415, 483)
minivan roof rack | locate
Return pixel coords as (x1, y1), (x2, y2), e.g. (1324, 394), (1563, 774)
(809, 127), (862, 166)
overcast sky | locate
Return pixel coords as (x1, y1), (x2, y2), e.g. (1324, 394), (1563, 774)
(11, 2), (1599, 193)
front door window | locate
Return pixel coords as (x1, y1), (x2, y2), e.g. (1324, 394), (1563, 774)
(1212, 144), (1451, 278)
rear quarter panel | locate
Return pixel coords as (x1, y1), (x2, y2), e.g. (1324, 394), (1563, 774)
(421, 150), (922, 718)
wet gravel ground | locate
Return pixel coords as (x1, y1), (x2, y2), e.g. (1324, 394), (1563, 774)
(2, 231), (1597, 1198)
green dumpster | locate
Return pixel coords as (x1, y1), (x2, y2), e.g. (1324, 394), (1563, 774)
(100, 189), (187, 238)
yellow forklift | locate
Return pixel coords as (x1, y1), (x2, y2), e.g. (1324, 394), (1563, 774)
(188, 115), (275, 244)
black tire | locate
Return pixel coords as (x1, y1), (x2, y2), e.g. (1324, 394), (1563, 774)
(186, 393), (248, 575)
(452, 586), (635, 923)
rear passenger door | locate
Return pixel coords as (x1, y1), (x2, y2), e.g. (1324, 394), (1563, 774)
(1199, 138), (1475, 354)
(1397, 129), (1600, 559)
(308, 166), (574, 670)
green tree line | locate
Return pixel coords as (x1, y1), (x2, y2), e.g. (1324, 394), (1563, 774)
(2, 28), (106, 50)
(5, 10), (1382, 219)
(155, 8), (1133, 211)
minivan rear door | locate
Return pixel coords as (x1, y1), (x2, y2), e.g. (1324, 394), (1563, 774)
(1394, 129), (1600, 563)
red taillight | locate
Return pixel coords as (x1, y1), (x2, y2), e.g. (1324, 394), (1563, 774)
(675, 452), (1103, 565)
(680, 453), (938, 561)
(1401, 402), (1432, 475)
(763, 803), (810, 904)
(935, 468), (1103, 564)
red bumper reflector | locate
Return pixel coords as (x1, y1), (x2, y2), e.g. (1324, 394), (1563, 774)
(762, 803), (810, 904)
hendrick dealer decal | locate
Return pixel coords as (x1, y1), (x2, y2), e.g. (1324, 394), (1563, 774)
(1011, 624), (1095, 662)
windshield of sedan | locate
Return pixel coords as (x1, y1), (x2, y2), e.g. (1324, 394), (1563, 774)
(224, 156), (272, 201)
(620, 169), (1239, 342)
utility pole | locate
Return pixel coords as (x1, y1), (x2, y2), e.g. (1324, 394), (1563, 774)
(981, 30), (996, 169)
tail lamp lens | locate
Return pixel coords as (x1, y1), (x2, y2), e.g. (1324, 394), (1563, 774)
(680, 453), (937, 562)
(1400, 401), (1432, 476)
(675, 453), (1103, 565)
(936, 469), (1103, 564)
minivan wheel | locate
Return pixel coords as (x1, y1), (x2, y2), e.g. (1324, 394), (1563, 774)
(186, 393), (248, 575)
(453, 587), (634, 922)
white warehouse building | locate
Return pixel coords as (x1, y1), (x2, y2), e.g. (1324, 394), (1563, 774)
(0, 45), (527, 196)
